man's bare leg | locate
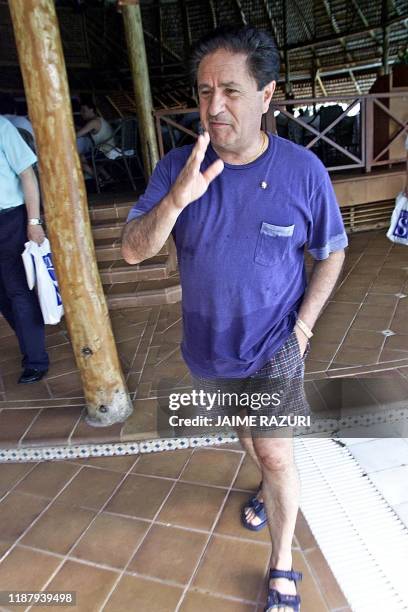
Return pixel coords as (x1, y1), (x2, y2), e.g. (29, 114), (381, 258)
(253, 432), (300, 609)
(236, 425), (265, 528)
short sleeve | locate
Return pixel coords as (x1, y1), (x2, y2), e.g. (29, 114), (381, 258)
(1, 118), (37, 174)
(307, 171), (348, 260)
(126, 156), (172, 223)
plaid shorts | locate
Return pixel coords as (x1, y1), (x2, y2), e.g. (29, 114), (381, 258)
(189, 330), (311, 434)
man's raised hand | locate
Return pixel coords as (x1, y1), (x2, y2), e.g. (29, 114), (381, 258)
(168, 131), (224, 210)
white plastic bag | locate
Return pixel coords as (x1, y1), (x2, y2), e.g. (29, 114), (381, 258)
(22, 238), (64, 324)
(387, 192), (408, 246)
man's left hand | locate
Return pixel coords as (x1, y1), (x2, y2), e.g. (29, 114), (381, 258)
(27, 224), (45, 245)
(294, 325), (309, 358)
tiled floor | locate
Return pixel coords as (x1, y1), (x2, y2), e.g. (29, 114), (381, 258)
(0, 228), (407, 610)
(0, 447), (350, 612)
(0, 229), (407, 448)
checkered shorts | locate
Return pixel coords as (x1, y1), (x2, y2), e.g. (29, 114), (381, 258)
(189, 331), (311, 433)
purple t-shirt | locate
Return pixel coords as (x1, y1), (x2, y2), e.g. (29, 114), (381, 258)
(127, 133), (348, 378)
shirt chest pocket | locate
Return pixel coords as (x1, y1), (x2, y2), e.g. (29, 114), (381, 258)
(254, 222), (295, 266)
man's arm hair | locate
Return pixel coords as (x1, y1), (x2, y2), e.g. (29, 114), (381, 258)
(121, 193), (180, 265)
(122, 132), (224, 265)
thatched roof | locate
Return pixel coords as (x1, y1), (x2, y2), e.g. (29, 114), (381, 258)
(1, 0), (407, 109)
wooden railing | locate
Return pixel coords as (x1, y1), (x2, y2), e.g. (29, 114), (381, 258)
(154, 92), (408, 174)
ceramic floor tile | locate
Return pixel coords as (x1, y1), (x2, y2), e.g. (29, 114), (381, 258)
(71, 513), (149, 569)
(179, 591), (256, 611)
(0, 409), (39, 444)
(157, 482), (227, 531)
(21, 501), (96, 555)
(31, 560), (119, 612)
(14, 461), (81, 498)
(232, 454), (260, 491)
(180, 449), (242, 487)
(0, 545), (61, 592)
(105, 473), (173, 519)
(348, 438), (408, 473)
(362, 375), (408, 405)
(294, 511), (318, 551)
(305, 548), (349, 609)
(55, 466), (123, 510)
(80, 454), (139, 472)
(0, 491), (49, 542)
(0, 462), (36, 497)
(131, 448), (193, 478)
(192, 534), (270, 601)
(20, 406), (83, 446)
(103, 574), (183, 612)
(128, 523), (207, 584)
(369, 466), (408, 505)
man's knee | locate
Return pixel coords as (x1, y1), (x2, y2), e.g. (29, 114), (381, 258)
(254, 439), (294, 473)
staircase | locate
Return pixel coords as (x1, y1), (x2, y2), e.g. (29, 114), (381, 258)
(89, 195), (181, 309)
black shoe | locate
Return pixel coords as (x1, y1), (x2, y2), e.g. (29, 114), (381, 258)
(18, 368), (48, 384)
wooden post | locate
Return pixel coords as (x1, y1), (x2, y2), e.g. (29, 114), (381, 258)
(283, 0), (291, 97)
(365, 97), (374, 173)
(121, 1), (159, 177)
(8, 0), (133, 427)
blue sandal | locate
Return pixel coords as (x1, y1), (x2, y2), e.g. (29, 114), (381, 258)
(241, 481), (267, 531)
(265, 569), (303, 612)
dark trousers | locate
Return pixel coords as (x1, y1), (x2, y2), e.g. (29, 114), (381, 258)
(0, 205), (49, 370)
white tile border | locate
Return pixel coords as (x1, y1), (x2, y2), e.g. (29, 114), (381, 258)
(0, 433), (239, 463)
(0, 406), (406, 463)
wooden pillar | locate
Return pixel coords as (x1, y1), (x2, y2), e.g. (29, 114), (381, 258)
(121, 1), (159, 177)
(9, 0), (133, 427)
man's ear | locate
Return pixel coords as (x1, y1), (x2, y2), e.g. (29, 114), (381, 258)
(262, 80), (276, 113)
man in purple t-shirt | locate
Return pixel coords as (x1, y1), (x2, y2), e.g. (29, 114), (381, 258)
(123, 26), (347, 612)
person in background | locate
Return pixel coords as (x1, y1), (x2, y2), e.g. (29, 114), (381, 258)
(0, 116), (49, 384)
(76, 97), (115, 184)
(0, 94), (35, 143)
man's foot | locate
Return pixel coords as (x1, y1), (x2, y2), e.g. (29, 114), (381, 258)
(18, 368), (48, 384)
(241, 482), (267, 530)
(265, 569), (302, 612)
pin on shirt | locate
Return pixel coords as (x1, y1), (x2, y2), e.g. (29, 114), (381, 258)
(260, 181), (268, 189)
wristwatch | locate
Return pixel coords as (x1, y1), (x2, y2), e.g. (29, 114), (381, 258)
(28, 218), (43, 225)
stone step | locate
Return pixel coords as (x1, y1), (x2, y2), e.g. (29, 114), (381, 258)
(91, 219), (124, 240)
(88, 198), (135, 224)
(98, 255), (169, 284)
(105, 274), (181, 309)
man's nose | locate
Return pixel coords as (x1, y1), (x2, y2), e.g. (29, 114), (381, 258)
(208, 92), (225, 118)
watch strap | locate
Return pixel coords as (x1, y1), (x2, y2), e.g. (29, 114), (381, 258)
(295, 318), (313, 339)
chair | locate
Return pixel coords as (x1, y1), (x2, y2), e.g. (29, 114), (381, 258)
(90, 118), (144, 193)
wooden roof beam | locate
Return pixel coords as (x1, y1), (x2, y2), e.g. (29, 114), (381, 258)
(349, 0), (381, 45)
(233, 0), (247, 26)
(285, 14), (408, 51)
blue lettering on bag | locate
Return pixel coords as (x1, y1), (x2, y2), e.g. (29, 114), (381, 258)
(393, 210), (408, 239)
(42, 253), (62, 306)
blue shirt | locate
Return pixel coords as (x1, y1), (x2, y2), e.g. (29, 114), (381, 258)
(0, 115), (37, 210)
(127, 133), (348, 378)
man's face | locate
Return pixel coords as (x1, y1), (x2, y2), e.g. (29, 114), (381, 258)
(197, 49), (275, 153)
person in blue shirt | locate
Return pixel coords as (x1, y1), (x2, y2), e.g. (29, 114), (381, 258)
(122, 26), (347, 612)
(0, 116), (49, 383)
